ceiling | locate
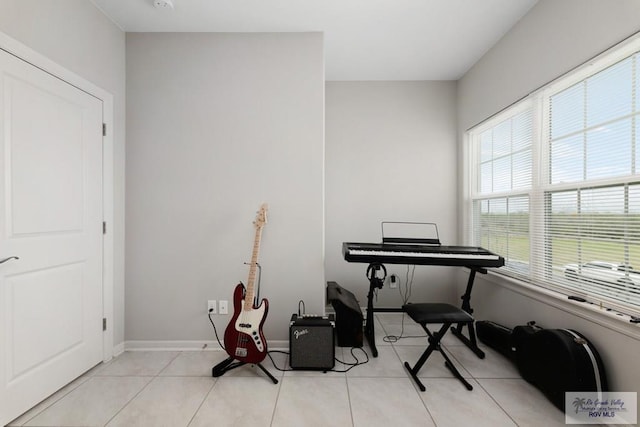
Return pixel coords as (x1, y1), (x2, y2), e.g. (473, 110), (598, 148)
(90, 0), (537, 81)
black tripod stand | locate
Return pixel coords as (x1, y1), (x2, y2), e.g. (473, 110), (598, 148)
(211, 356), (279, 384)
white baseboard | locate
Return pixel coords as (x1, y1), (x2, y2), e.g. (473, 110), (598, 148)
(113, 342), (125, 357)
(122, 340), (289, 352)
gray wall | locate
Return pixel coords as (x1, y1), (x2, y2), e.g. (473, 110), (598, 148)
(125, 33), (324, 342)
(457, 0), (640, 400)
(458, 0), (640, 131)
(325, 81), (458, 307)
(0, 0), (127, 347)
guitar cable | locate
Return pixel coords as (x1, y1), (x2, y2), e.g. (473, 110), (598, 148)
(381, 313), (427, 344)
(332, 347), (370, 372)
(265, 347), (370, 373)
(382, 266), (428, 343)
(207, 309), (226, 351)
(400, 264), (416, 305)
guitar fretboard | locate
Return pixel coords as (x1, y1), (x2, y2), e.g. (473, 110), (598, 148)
(244, 226), (263, 311)
(243, 204), (267, 311)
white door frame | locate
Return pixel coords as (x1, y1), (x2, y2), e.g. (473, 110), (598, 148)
(0, 31), (115, 362)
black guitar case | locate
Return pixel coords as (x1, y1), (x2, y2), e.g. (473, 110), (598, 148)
(476, 320), (516, 360)
(478, 321), (608, 412)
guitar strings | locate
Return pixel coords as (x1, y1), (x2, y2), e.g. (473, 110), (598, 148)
(236, 293), (247, 354)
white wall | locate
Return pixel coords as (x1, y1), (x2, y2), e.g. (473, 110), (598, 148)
(125, 33), (324, 342)
(325, 81), (458, 308)
(458, 0), (640, 400)
(0, 0), (126, 347)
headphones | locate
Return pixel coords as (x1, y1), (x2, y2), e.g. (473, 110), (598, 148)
(366, 263), (387, 289)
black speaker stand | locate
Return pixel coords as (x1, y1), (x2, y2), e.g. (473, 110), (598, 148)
(211, 356), (278, 384)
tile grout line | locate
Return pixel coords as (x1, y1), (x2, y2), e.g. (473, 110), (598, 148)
(8, 375), (91, 426)
(388, 342), (439, 426)
(268, 375), (284, 427)
(344, 375), (356, 427)
(155, 351), (182, 377)
(473, 378), (521, 427)
(99, 376), (155, 427)
(100, 351), (181, 426)
(185, 373), (218, 427)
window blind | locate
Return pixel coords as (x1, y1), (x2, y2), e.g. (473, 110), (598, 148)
(472, 108), (533, 279)
(544, 53), (640, 308)
(467, 40), (640, 315)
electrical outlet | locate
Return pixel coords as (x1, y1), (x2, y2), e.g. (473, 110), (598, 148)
(208, 300), (217, 314)
(219, 300), (228, 315)
(389, 274), (398, 289)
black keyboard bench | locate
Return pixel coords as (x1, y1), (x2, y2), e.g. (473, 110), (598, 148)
(402, 303), (474, 392)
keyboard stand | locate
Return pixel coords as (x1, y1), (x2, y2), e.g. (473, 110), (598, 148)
(363, 264), (487, 359)
(364, 263), (386, 357)
(450, 267), (486, 359)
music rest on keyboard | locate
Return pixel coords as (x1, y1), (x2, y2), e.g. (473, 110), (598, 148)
(342, 242), (505, 268)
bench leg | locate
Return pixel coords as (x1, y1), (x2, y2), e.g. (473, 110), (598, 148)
(403, 322), (473, 392)
(403, 323), (449, 391)
(440, 350), (473, 390)
(404, 361), (426, 391)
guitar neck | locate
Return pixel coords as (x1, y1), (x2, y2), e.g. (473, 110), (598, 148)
(243, 225), (263, 310)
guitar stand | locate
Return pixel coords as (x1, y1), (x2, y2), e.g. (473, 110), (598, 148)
(450, 267), (486, 359)
(212, 356), (279, 384)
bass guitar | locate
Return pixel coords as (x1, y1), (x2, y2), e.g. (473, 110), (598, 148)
(223, 204), (269, 364)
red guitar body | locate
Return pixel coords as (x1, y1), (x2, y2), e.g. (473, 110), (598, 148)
(223, 283), (269, 364)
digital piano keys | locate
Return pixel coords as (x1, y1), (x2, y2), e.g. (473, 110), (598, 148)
(342, 242), (505, 268)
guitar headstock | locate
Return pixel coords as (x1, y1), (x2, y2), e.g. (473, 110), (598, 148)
(254, 203), (268, 229)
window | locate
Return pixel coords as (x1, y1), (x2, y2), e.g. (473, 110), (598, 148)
(466, 36), (640, 315)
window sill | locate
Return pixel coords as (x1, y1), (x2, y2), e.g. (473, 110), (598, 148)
(473, 270), (640, 342)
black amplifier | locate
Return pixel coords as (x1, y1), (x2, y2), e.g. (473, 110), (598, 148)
(289, 314), (335, 370)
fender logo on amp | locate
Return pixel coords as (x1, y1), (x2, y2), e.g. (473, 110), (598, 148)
(294, 329), (309, 339)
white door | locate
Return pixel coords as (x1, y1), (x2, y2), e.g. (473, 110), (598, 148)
(0, 49), (103, 425)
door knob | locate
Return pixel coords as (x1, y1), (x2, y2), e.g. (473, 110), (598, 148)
(0, 256), (19, 264)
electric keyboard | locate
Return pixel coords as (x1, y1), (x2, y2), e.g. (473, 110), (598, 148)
(342, 242), (504, 268)
(342, 236), (504, 359)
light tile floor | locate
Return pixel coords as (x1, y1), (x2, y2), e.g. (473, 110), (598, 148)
(8, 314), (595, 427)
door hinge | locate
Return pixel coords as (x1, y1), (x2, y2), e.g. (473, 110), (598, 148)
(102, 123), (107, 136)
(103, 221), (107, 235)
(103, 318), (107, 331)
